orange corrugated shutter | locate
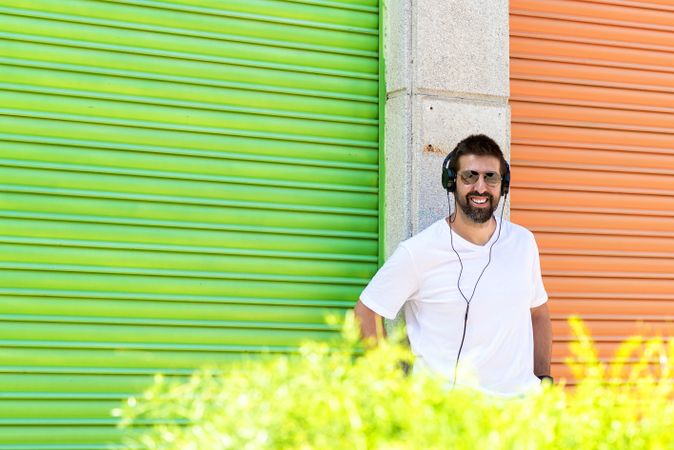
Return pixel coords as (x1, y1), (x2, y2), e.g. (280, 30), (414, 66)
(510, 0), (674, 381)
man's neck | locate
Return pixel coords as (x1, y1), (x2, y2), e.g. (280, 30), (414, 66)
(447, 212), (497, 246)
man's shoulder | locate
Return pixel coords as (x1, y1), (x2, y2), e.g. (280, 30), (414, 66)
(502, 220), (538, 245)
(503, 220), (533, 236)
(399, 219), (446, 251)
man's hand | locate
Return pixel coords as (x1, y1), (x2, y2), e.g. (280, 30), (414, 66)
(354, 299), (385, 348)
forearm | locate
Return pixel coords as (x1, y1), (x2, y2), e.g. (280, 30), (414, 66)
(354, 299), (386, 347)
(531, 304), (552, 377)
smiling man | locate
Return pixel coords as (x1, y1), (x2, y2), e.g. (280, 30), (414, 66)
(354, 134), (552, 396)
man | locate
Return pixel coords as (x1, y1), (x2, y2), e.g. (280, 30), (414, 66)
(354, 134), (552, 396)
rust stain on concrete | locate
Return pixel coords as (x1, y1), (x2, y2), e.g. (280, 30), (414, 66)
(424, 143), (444, 154)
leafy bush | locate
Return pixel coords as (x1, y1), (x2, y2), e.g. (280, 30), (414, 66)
(115, 316), (674, 449)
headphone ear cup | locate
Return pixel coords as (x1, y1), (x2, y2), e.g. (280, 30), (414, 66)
(501, 162), (511, 196)
(441, 152), (457, 192)
(445, 168), (456, 192)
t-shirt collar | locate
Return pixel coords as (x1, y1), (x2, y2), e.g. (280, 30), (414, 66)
(441, 216), (501, 251)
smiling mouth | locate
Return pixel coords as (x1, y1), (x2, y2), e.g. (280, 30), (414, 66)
(469, 196), (489, 206)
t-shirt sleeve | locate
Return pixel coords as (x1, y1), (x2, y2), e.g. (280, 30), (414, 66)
(359, 244), (419, 320)
(530, 236), (548, 308)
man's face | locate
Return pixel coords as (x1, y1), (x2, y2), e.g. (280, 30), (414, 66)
(454, 154), (502, 224)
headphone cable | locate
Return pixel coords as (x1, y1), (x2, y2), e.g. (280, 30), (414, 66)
(448, 191), (507, 388)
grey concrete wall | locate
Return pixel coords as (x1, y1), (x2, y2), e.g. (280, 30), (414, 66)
(384, 0), (511, 257)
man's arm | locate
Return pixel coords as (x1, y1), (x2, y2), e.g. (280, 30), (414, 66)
(354, 299), (385, 347)
(531, 302), (552, 378)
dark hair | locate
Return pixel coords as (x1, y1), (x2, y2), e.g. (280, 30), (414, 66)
(448, 134), (507, 176)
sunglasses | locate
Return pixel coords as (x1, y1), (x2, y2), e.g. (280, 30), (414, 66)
(458, 170), (502, 186)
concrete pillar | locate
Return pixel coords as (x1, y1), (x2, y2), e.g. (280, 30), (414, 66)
(384, 0), (510, 257)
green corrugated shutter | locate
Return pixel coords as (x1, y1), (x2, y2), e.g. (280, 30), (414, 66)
(0, 0), (381, 447)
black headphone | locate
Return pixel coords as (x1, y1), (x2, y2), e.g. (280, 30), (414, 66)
(441, 150), (511, 196)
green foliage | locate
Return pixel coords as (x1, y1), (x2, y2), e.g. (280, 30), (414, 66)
(115, 316), (674, 449)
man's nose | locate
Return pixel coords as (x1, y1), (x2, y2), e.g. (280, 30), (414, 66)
(474, 175), (488, 191)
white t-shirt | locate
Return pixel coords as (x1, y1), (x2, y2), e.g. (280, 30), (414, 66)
(360, 218), (548, 396)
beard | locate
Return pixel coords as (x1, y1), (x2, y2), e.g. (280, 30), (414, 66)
(456, 191), (499, 223)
